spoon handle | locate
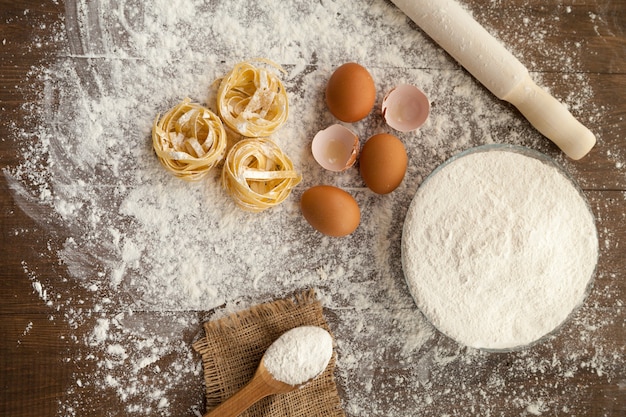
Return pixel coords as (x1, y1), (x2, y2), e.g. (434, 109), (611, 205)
(203, 375), (274, 417)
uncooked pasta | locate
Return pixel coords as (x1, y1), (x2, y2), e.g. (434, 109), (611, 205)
(152, 98), (227, 181)
(222, 137), (301, 212)
(216, 60), (289, 137)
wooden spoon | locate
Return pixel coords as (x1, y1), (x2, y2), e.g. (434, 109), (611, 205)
(203, 357), (298, 417)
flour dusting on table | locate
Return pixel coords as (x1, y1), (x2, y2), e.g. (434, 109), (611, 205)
(4, 0), (623, 416)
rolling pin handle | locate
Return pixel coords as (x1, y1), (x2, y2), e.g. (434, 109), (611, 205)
(504, 76), (596, 160)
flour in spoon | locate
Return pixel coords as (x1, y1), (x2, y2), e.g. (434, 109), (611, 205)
(263, 326), (333, 386)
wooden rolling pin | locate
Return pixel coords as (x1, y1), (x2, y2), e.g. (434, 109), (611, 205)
(391, 0), (596, 160)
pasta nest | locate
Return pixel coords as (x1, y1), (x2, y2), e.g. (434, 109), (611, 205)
(217, 60), (289, 137)
(222, 137), (302, 212)
(152, 98), (227, 181)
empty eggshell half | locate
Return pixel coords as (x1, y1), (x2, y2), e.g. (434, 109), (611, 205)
(311, 124), (359, 172)
(382, 84), (430, 132)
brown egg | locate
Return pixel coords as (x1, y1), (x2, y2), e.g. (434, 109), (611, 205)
(325, 62), (376, 123)
(301, 185), (360, 237)
(359, 133), (408, 194)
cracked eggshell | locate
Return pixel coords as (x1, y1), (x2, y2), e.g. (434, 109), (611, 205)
(311, 124), (359, 172)
(382, 84), (430, 132)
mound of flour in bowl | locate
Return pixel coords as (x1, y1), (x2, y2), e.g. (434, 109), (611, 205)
(401, 146), (599, 350)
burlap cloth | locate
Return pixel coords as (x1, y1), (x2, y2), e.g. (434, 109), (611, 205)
(192, 289), (345, 416)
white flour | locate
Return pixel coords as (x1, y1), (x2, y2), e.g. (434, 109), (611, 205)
(4, 0), (624, 416)
(263, 326), (333, 386)
(402, 147), (598, 350)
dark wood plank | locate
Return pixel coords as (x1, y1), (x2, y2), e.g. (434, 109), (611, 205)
(463, 0), (626, 74)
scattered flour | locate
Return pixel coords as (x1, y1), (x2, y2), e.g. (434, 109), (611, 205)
(90, 318), (110, 345)
(4, 0), (624, 416)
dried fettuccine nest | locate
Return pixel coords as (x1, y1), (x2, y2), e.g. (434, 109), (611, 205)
(222, 137), (301, 212)
(152, 98), (227, 181)
(217, 60), (289, 137)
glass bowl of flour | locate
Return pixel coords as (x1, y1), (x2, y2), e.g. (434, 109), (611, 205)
(401, 144), (598, 352)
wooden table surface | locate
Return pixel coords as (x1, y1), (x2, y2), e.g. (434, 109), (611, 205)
(1, 1), (625, 416)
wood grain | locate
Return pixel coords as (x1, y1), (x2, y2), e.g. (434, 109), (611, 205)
(1, 0), (625, 416)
